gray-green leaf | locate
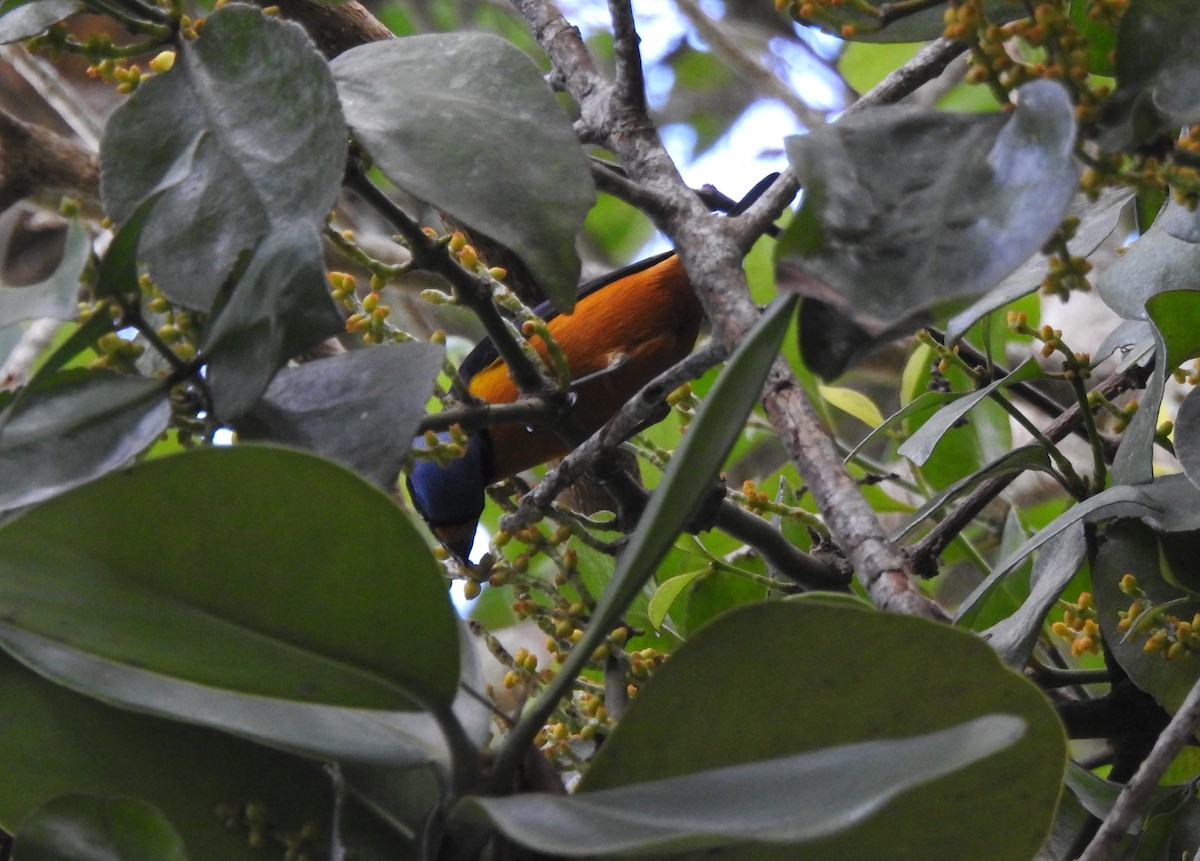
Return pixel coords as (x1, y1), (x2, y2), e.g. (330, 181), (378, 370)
(331, 33), (594, 313)
(99, 4), (346, 309)
(779, 80), (1079, 378)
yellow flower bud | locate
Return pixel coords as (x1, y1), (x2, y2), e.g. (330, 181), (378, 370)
(148, 50), (175, 73)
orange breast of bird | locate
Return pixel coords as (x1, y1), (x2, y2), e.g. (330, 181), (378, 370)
(467, 253), (703, 481)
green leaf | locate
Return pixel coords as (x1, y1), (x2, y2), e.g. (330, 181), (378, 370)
(0, 220), (89, 327)
(981, 523), (1088, 666)
(572, 295), (796, 642)
(331, 34), (594, 313)
(490, 296), (798, 785)
(0, 370), (170, 513)
(202, 222), (344, 422)
(15, 794), (187, 861)
(0, 445), (460, 712)
(1146, 289), (1200, 368)
(779, 81), (1079, 378)
(463, 716), (1027, 857)
(235, 341), (445, 490)
(2, 626), (459, 768)
(1097, 225), (1200, 321)
(897, 359), (1043, 465)
(0, 653), (407, 861)
(817, 383), (883, 428)
(647, 571), (706, 631)
(19, 313), (113, 381)
(1097, 0), (1200, 151)
(892, 444), (1057, 542)
(0, 0), (80, 43)
(838, 41), (920, 93)
(1093, 522), (1200, 714)
(479, 602), (1064, 860)
(1114, 291), (1200, 485)
(1068, 0), (1116, 76)
(99, 4), (346, 309)
(955, 483), (1164, 625)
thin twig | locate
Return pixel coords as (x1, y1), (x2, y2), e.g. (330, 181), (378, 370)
(673, 0), (829, 129)
(0, 45), (103, 148)
(416, 396), (561, 436)
(908, 367), (1138, 575)
(844, 37), (967, 114)
(501, 339), (730, 530)
(1077, 675), (1200, 861)
(0, 318), (59, 389)
(607, 0), (646, 117)
(346, 169), (552, 398)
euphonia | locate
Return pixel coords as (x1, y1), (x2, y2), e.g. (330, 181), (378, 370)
(407, 175), (778, 563)
(408, 250), (699, 562)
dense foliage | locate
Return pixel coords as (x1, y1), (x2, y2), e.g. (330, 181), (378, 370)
(1, 0), (1199, 858)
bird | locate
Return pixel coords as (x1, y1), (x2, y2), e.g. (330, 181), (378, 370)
(407, 175), (779, 563)
(407, 251), (699, 562)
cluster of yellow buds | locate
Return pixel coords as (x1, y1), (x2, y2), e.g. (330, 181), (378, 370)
(213, 801), (319, 861)
(1052, 591), (1101, 657)
(1116, 574), (1200, 661)
(740, 479), (772, 514)
(413, 425), (471, 466)
(92, 331), (145, 369)
(501, 646), (542, 690)
(141, 274), (199, 362)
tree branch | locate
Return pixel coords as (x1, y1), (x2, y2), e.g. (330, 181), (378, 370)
(346, 169), (553, 398)
(844, 37), (967, 114)
(907, 366), (1137, 575)
(0, 109), (99, 211)
(607, 0), (646, 117)
(1077, 674), (1200, 861)
(511, 0), (948, 619)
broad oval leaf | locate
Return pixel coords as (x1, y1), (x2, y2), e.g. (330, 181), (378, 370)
(0, 0), (80, 43)
(779, 81), (1079, 378)
(0, 369), (170, 514)
(0, 653), (406, 861)
(1, 626), (461, 768)
(1098, 0), (1200, 151)
(15, 794), (187, 861)
(331, 34), (594, 312)
(234, 340), (445, 490)
(463, 716), (1027, 857)
(483, 601), (1064, 860)
(0, 445), (460, 712)
(201, 222), (344, 422)
(100, 4), (347, 309)
(1094, 522), (1200, 714)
